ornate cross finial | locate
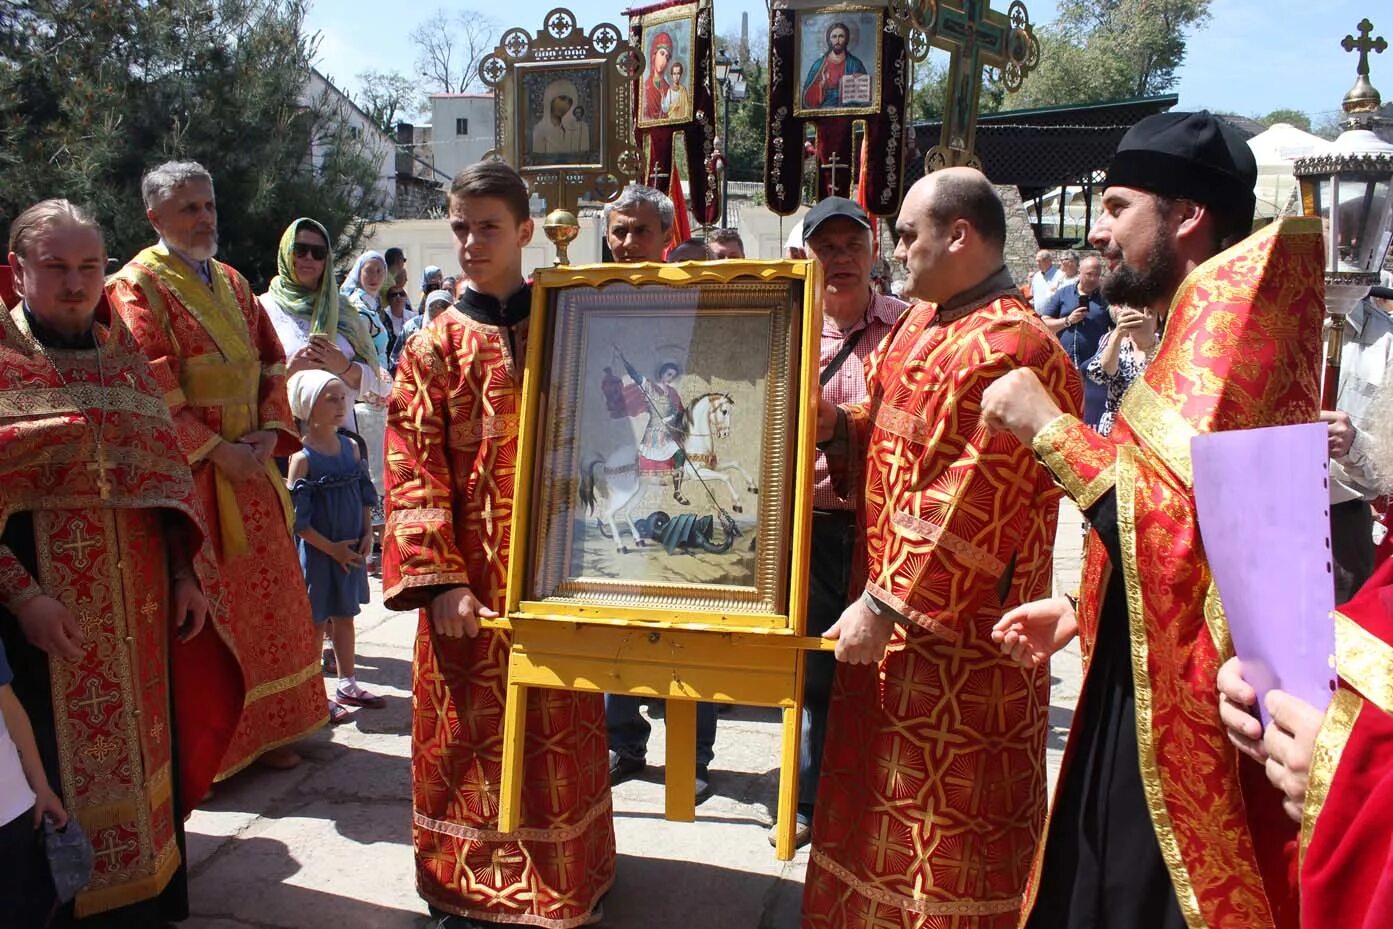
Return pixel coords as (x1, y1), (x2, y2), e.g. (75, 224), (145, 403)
(1340, 18), (1386, 116)
(1343, 18), (1387, 76)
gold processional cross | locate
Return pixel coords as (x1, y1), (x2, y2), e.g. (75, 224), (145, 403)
(911, 0), (1040, 170)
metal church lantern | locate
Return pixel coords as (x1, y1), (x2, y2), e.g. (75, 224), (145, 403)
(1293, 18), (1393, 404)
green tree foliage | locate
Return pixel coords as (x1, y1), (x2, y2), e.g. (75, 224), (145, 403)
(356, 69), (421, 134)
(1257, 108), (1312, 132)
(908, 54), (1005, 122)
(716, 32), (768, 184)
(1014, 0), (1211, 108)
(0, 0), (381, 286)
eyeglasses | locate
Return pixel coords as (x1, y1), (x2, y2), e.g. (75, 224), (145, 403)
(388, 291), (407, 299)
(291, 242), (328, 261)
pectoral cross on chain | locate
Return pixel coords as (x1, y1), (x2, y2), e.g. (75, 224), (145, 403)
(88, 445), (114, 500)
(821, 152), (850, 198)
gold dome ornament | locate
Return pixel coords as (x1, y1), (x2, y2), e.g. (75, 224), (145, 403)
(1341, 18), (1388, 116)
(543, 209), (581, 265)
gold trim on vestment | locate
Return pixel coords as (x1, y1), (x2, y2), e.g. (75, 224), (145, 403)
(243, 657), (324, 705)
(890, 509), (1005, 574)
(73, 842), (181, 919)
(189, 434), (221, 464)
(414, 793), (613, 844)
(1031, 414), (1116, 509)
(874, 403), (931, 444)
(77, 763), (171, 832)
(1118, 379), (1197, 488)
(450, 413), (520, 443)
(1299, 686), (1361, 870)
(120, 251), (293, 552)
(383, 571), (476, 605)
(1203, 582), (1233, 661)
(181, 357), (261, 406)
(125, 247), (255, 364)
(0, 384), (170, 420)
(419, 878), (612, 929)
(213, 712), (329, 783)
(1116, 447), (1206, 928)
(865, 580), (955, 640)
(388, 507), (454, 529)
(1334, 611), (1393, 715)
(809, 847), (1024, 918)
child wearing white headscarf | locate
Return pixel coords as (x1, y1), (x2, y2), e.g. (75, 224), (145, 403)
(286, 370), (383, 723)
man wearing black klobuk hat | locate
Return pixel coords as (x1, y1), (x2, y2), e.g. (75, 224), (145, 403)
(982, 111), (1324, 928)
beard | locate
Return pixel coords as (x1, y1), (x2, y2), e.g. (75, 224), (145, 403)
(172, 235), (218, 262)
(1100, 242), (1183, 309)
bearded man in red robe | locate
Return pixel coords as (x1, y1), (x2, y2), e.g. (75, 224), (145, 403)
(108, 161), (326, 778)
(984, 111), (1321, 929)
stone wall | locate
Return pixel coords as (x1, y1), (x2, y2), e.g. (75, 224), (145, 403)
(999, 184), (1044, 287)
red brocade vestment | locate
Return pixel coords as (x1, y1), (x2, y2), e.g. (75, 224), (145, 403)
(109, 246), (325, 778)
(383, 297), (615, 928)
(802, 282), (1081, 928)
(0, 302), (241, 917)
(1300, 555), (1393, 929)
(1026, 217), (1326, 929)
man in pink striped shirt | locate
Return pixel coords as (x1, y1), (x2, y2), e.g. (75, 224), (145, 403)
(783, 197), (905, 848)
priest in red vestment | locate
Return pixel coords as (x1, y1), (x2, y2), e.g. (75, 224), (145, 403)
(383, 161), (614, 929)
(803, 167), (1080, 928)
(0, 200), (242, 924)
(983, 112), (1322, 929)
(108, 161), (326, 778)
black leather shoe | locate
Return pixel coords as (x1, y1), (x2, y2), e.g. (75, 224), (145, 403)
(695, 764), (712, 803)
(609, 749), (646, 783)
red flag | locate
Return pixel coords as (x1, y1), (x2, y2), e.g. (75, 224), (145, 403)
(665, 166), (692, 258)
(855, 136), (879, 258)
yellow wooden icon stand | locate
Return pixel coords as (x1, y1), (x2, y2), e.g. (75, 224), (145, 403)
(495, 260), (828, 860)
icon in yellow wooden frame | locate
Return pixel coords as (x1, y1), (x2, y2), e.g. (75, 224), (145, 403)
(493, 258), (829, 860)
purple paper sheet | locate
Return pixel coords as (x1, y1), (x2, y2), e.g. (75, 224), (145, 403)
(1192, 422), (1335, 726)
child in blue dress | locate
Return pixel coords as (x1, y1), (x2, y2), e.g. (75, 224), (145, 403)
(287, 370), (383, 723)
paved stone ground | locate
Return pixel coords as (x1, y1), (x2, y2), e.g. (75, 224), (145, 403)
(183, 503), (1085, 929)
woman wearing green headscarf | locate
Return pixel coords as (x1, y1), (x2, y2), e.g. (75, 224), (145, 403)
(260, 218), (383, 428)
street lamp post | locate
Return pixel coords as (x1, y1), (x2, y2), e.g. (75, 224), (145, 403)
(715, 49), (745, 228)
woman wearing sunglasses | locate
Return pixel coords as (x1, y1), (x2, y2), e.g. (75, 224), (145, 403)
(260, 219), (382, 429)
(380, 284), (416, 375)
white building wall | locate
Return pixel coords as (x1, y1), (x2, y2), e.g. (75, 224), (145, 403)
(303, 69), (396, 218)
(428, 95), (497, 182)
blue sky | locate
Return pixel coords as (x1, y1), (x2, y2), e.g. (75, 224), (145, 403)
(306, 0), (1381, 125)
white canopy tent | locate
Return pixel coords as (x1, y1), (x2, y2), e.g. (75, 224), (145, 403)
(1248, 123), (1329, 219)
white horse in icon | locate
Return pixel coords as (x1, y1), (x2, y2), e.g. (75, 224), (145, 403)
(578, 392), (758, 554)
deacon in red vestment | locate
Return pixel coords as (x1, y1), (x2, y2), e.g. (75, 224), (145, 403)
(804, 168), (1080, 928)
(0, 200), (241, 923)
(383, 162), (613, 928)
(108, 162), (326, 778)
(984, 112), (1322, 929)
